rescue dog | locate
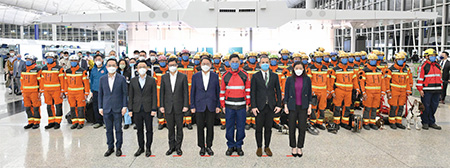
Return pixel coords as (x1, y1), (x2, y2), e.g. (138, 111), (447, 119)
(375, 116), (385, 130)
(406, 99), (423, 130)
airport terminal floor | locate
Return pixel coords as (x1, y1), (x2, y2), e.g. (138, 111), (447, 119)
(0, 84), (449, 167)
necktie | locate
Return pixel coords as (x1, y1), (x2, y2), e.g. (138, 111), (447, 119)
(264, 72), (268, 86)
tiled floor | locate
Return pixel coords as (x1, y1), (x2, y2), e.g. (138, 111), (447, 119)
(1, 83), (450, 168)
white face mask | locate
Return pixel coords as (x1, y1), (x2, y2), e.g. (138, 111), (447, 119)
(138, 68), (147, 75)
(295, 69), (303, 76)
(95, 61), (102, 66)
(169, 66), (177, 72)
(201, 65), (210, 72)
(10, 53), (14, 56)
(107, 67), (116, 74)
(150, 56), (156, 61)
(139, 57), (145, 61)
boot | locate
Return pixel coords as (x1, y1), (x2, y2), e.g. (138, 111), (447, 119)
(187, 123), (193, 130)
(54, 123), (61, 129)
(32, 124), (40, 129)
(363, 125), (370, 130)
(45, 123), (55, 129)
(77, 124), (84, 129)
(71, 123), (79, 129)
(158, 124), (165, 130)
(340, 123), (351, 130)
(389, 124), (397, 129)
(220, 124), (226, 130)
(370, 124), (379, 130)
(24, 124), (34, 129)
(245, 124), (251, 130)
(396, 123), (406, 129)
(315, 123), (326, 130)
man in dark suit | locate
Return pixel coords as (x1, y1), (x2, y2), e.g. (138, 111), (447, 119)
(13, 54), (26, 95)
(98, 58), (128, 157)
(160, 58), (189, 156)
(190, 58), (221, 156)
(78, 51), (88, 70)
(128, 61), (157, 157)
(250, 55), (282, 157)
(440, 51), (450, 104)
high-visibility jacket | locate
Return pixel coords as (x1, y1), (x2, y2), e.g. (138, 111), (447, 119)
(416, 60), (442, 92)
(359, 65), (386, 94)
(329, 63), (359, 93)
(385, 64), (412, 94)
(270, 65), (286, 95)
(154, 67), (168, 107)
(40, 63), (64, 93)
(330, 60), (338, 67)
(243, 63), (260, 79)
(65, 66), (90, 95)
(377, 61), (389, 74)
(21, 64), (41, 93)
(307, 63), (329, 91)
(178, 61), (194, 104)
(220, 69), (250, 109)
(213, 63), (224, 82)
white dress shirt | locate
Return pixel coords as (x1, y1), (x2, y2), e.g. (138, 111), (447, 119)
(139, 75), (146, 89)
(202, 71), (210, 91)
(108, 73), (116, 92)
(262, 70), (269, 85)
(170, 71), (178, 92)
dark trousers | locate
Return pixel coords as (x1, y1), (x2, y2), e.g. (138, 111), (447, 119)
(441, 81), (448, 101)
(225, 108), (246, 148)
(255, 105), (274, 148)
(288, 105), (307, 148)
(422, 92), (440, 125)
(196, 109), (215, 148)
(165, 107), (184, 150)
(103, 111), (123, 149)
(92, 91), (103, 124)
(134, 111), (153, 149)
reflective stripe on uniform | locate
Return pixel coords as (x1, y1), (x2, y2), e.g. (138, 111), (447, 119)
(225, 101), (246, 106)
(22, 72), (38, 75)
(424, 74), (440, 77)
(365, 86), (381, 90)
(390, 83), (407, 88)
(335, 83), (353, 87)
(423, 87), (442, 90)
(44, 84), (61, 87)
(312, 85), (327, 89)
(41, 70), (59, 73)
(68, 87), (84, 91)
(23, 86), (39, 89)
(335, 71), (353, 74)
(226, 86), (245, 90)
(66, 74), (82, 77)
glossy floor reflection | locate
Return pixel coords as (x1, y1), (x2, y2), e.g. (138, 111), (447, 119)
(1, 88), (450, 167)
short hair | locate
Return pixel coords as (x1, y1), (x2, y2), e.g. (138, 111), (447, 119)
(200, 58), (212, 64)
(149, 50), (157, 54)
(260, 55), (269, 61)
(137, 60), (148, 66)
(64, 51), (69, 54)
(442, 51), (449, 56)
(140, 50), (147, 55)
(129, 58), (137, 62)
(93, 55), (103, 59)
(106, 58), (118, 65)
(229, 54), (239, 61)
(78, 51), (82, 54)
(133, 50), (139, 54)
(9, 49), (14, 52)
(167, 58), (177, 64)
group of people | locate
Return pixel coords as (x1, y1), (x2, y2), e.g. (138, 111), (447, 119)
(5, 46), (445, 158)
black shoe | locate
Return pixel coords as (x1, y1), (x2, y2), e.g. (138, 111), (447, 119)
(104, 148), (114, 157)
(53, 123), (61, 129)
(24, 124), (34, 129)
(166, 148), (175, 155)
(340, 123), (351, 130)
(430, 124), (442, 130)
(245, 124), (250, 130)
(145, 149), (152, 157)
(45, 123), (55, 129)
(226, 148), (234, 156)
(390, 124), (397, 129)
(187, 124), (193, 130)
(134, 148), (144, 157)
(70, 123), (79, 129)
(176, 149), (183, 155)
(133, 125), (137, 129)
(206, 147), (214, 156)
(77, 124), (84, 129)
(370, 124), (379, 130)
(32, 124), (40, 129)
(124, 124), (130, 129)
(396, 123), (406, 129)
(158, 124), (164, 130)
(116, 148), (122, 157)
(236, 148), (244, 156)
(422, 124), (429, 130)
(220, 125), (226, 130)
(199, 147), (206, 156)
(54, 123), (60, 129)
(363, 125), (370, 130)
(315, 124), (326, 130)
(273, 123), (281, 130)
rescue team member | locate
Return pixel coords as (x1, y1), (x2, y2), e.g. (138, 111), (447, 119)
(243, 52), (260, 130)
(193, 54), (201, 73)
(330, 52), (338, 67)
(306, 52), (328, 130)
(218, 54), (231, 130)
(268, 54), (285, 130)
(328, 52), (359, 131)
(360, 51), (368, 65)
(359, 54), (385, 130)
(385, 53), (411, 129)
(22, 55), (42, 129)
(65, 55), (90, 129)
(417, 48), (442, 130)
(155, 55), (170, 130)
(221, 54), (250, 156)
(40, 52), (65, 129)
(178, 49), (194, 130)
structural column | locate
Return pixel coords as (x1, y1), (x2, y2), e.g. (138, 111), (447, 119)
(215, 28), (219, 53)
(305, 0), (314, 9)
(249, 28), (253, 51)
(52, 24), (57, 42)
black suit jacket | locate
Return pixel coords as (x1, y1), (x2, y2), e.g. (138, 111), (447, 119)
(250, 70), (282, 111)
(441, 60), (450, 81)
(160, 72), (189, 114)
(128, 75), (157, 113)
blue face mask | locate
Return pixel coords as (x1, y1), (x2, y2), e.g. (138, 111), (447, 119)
(240, 60), (244, 64)
(26, 61), (32, 66)
(369, 60), (377, 66)
(230, 62), (240, 70)
(341, 58), (348, 64)
(348, 57), (354, 63)
(324, 57), (330, 62)
(361, 56), (366, 60)
(178, 57), (182, 61)
(294, 60), (299, 63)
(261, 63), (269, 71)
(378, 56), (384, 60)
(429, 56), (436, 62)
(160, 62), (166, 67)
(302, 60), (308, 64)
(249, 58), (256, 64)
(182, 56), (189, 61)
(315, 57), (322, 63)
(214, 59), (220, 64)
(331, 56), (337, 61)
(282, 55), (288, 60)
(270, 60), (278, 66)
(47, 58), (54, 64)
(355, 57), (361, 61)
(130, 63), (135, 67)
(71, 62), (78, 67)
(224, 61), (230, 67)
(397, 60), (404, 66)
(194, 60), (200, 65)
(17, 57), (21, 60)
(440, 56), (444, 60)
